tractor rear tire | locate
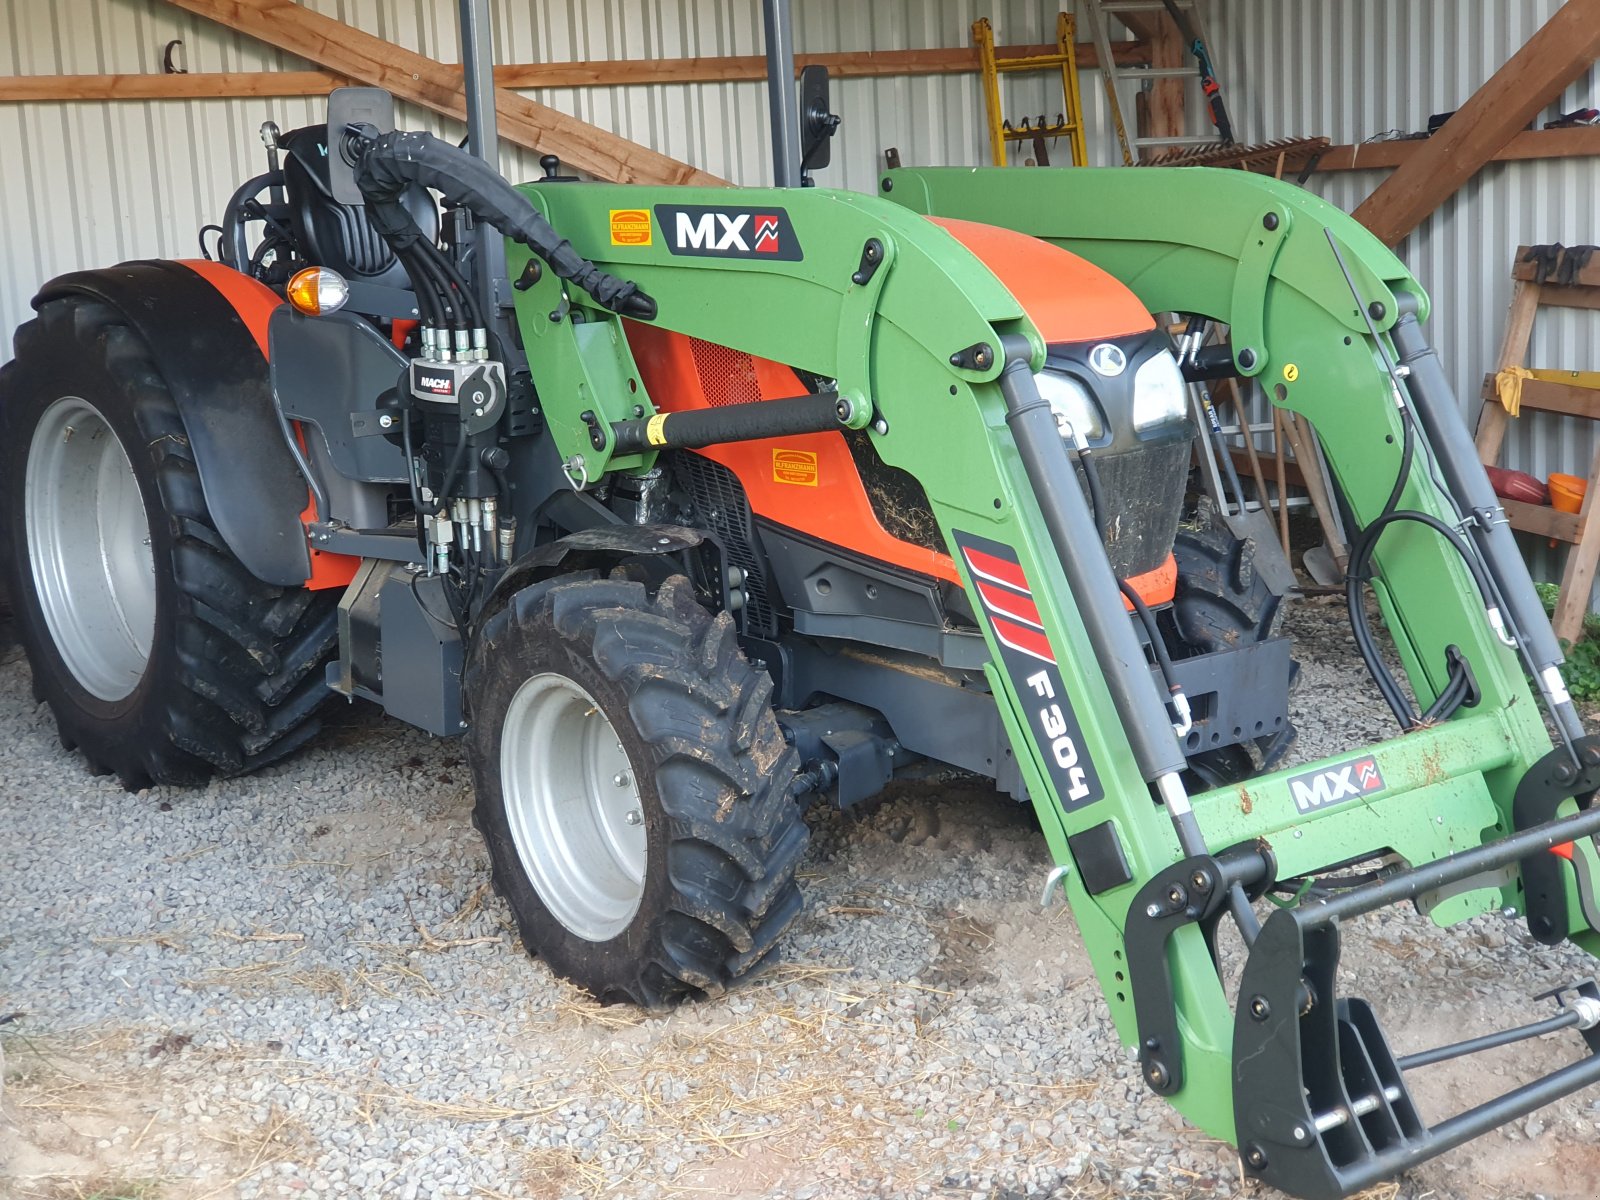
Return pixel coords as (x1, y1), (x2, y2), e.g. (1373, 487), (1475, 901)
(0, 296), (339, 789)
(464, 572), (807, 1008)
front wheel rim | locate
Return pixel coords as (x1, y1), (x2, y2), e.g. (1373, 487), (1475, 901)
(24, 396), (156, 702)
(500, 673), (648, 942)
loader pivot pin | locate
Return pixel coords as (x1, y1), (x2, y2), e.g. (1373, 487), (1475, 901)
(950, 341), (994, 371)
(851, 238), (885, 286)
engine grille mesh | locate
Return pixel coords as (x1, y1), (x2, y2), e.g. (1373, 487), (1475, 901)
(688, 339), (762, 407)
(676, 453), (779, 637)
(1084, 439), (1191, 578)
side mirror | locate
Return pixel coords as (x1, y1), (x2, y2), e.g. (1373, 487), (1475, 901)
(799, 65), (840, 183)
(327, 87), (396, 204)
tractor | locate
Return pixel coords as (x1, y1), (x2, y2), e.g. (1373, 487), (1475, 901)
(5, 6), (1600, 1197)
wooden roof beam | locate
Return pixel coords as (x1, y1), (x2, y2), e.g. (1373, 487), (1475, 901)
(0, 39), (1150, 104)
(1352, 0), (1600, 246)
(159, 0), (725, 186)
(1308, 126), (1600, 173)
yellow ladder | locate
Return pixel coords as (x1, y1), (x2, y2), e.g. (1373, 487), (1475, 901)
(973, 12), (1089, 167)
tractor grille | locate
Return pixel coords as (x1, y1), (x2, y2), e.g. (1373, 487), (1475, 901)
(676, 452), (779, 637)
(1084, 438), (1191, 579)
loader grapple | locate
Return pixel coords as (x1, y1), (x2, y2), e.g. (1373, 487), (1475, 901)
(1228, 744), (1600, 1198)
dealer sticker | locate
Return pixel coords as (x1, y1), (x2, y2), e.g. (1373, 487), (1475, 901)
(609, 208), (652, 247)
(772, 448), (818, 486)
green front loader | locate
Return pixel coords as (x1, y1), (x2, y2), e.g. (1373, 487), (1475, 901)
(4, 16), (1600, 1200)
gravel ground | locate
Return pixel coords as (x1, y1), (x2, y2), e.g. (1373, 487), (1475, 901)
(4, 595), (1600, 1200)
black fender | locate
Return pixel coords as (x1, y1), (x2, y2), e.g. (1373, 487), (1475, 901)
(34, 260), (312, 587)
(479, 525), (706, 622)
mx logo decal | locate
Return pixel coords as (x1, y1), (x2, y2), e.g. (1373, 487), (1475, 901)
(655, 204), (803, 261)
(1287, 755), (1386, 814)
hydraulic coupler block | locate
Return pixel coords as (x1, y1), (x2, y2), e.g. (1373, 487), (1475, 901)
(409, 358), (508, 430)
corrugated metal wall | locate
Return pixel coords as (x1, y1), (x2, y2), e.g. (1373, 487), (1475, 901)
(5, 1), (1595, 587)
(1207, 0), (1600, 589)
(0, 0), (1127, 350)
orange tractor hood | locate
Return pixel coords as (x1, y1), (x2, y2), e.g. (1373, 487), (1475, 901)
(928, 217), (1157, 344)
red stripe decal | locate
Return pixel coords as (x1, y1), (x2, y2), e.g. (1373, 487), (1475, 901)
(990, 615), (1056, 664)
(963, 546), (1030, 593)
(976, 579), (1043, 629)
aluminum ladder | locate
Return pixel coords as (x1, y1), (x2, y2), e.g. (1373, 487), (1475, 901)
(1078, 0), (1233, 165)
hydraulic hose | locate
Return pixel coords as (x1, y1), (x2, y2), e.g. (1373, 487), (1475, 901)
(349, 128), (656, 320)
(1347, 505), (1487, 729)
(400, 245), (445, 330)
(1324, 231), (1481, 732)
(1344, 410), (1419, 724)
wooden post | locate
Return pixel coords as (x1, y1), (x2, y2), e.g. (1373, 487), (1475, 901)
(0, 42), (1151, 105)
(1141, 20), (1187, 162)
(1555, 440), (1600, 643)
(1474, 279), (1543, 464)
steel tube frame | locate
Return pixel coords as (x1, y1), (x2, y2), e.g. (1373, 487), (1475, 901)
(459, 0), (510, 321)
(762, 0), (803, 187)
(1397, 1009), (1580, 1071)
(1390, 310), (1583, 743)
(1300, 800), (1600, 927)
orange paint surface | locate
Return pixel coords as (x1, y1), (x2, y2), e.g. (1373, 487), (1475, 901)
(928, 217), (1156, 344)
(1122, 553), (1177, 610)
(625, 320), (960, 584)
(173, 260), (359, 591)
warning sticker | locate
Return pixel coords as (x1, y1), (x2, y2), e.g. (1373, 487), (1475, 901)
(772, 448), (818, 486)
(609, 209), (652, 247)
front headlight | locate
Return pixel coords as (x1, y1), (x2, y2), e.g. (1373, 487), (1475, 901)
(1131, 352), (1189, 432)
(1035, 370), (1104, 441)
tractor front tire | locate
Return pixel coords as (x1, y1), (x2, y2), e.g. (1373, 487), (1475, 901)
(1169, 514), (1295, 785)
(0, 296), (338, 789)
(465, 573), (807, 1008)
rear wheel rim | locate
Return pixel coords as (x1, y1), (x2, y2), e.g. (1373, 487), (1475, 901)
(500, 673), (648, 942)
(24, 396), (156, 702)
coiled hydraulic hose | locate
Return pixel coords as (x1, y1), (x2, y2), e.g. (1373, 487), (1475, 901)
(347, 127), (656, 320)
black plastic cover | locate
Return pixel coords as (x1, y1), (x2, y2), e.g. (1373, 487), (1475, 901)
(35, 261), (312, 586)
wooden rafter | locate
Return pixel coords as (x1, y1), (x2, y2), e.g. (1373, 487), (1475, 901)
(1307, 126), (1600, 174)
(1352, 0), (1600, 246)
(159, 0), (723, 185)
(0, 40), (1149, 104)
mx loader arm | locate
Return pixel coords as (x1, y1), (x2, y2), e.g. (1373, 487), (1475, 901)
(508, 174), (1600, 1199)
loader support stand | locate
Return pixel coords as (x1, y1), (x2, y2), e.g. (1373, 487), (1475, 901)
(1513, 738), (1600, 944)
(1127, 846), (1272, 1095)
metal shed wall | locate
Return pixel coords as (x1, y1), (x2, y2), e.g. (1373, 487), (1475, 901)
(1207, 0), (1600, 590)
(0, 0), (1130, 352)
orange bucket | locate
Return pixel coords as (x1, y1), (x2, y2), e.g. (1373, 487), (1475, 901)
(1550, 473), (1587, 512)
(1549, 473), (1587, 546)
